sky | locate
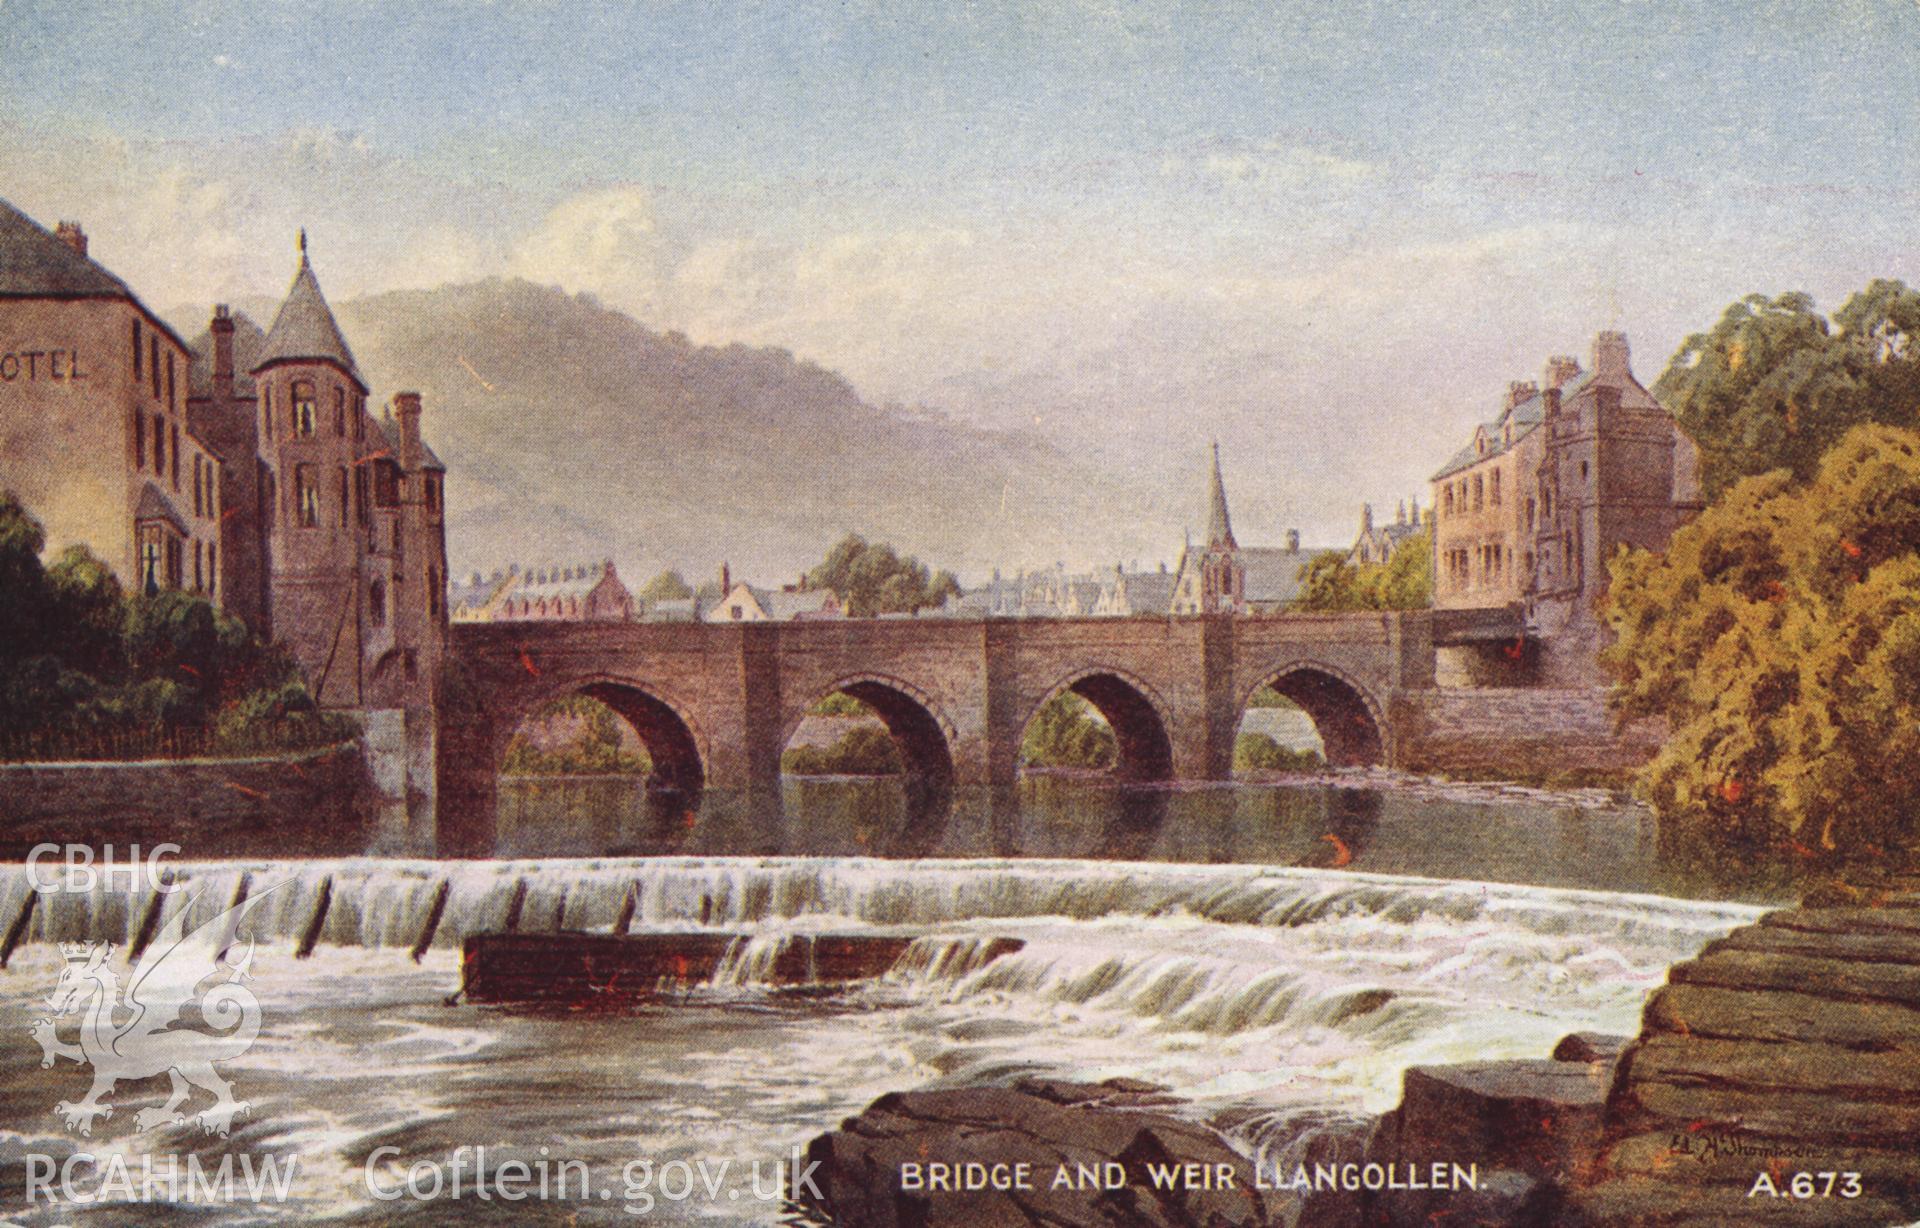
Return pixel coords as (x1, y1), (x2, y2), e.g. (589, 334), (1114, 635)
(3, 0), (1917, 566)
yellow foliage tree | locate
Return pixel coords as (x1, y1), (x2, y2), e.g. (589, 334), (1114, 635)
(1603, 424), (1920, 879)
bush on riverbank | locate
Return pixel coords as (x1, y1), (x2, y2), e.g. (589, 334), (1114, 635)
(1232, 732), (1324, 774)
(0, 493), (356, 761)
(502, 695), (652, 775)
(783, 724), (902, 775)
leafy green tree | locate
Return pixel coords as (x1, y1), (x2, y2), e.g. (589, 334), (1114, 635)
(1603, 424), (1920, 878)
(1291, 527), (1432, 612)
(1020, 691), (1116, 770)
(1656, 281), (1920, 499)
(806, 533), (961, 617)
(502, 695), (652, 775)
(639, 570), (693, 602)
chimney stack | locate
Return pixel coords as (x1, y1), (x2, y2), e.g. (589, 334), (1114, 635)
(1507, 380), (1538, 410)
(1543, 355), (1581, 390)
(393, 392), (423, 469)
(53, 221), (87, 258)
(720, 562), (731, 594)
(1593, 331), (1631, 383)
(1287, 528), (1301, 552)
(211, 304), (235, 392)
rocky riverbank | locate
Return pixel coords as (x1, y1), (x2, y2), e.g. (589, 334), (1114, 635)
(801, 893), (1920, 1228)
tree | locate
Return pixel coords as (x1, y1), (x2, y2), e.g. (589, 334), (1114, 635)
(1291, 527), (1432, 612)
(806, 533), (961, 617)
(639, 570), (693, 602)
(1655, 281), (1920, 500)
(1020, 691), (1116, 770)
(1602, 424), (1920, 879)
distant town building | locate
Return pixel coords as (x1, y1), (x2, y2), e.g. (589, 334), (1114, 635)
(0, 204), (225, 605)
(707, 578), (844, 621)
(1429, 331), (1703, 681)
(1346, 499), (1426, 567)
(1169, 444), (1338, 614)
(454, 561), (634, 622)
(1092, 562), (1176, 616)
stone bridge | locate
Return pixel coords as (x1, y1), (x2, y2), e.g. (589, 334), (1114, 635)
(434, 612), (1449, 856)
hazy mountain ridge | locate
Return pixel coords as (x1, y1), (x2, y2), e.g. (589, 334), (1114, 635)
(218, 278), (1151, 584)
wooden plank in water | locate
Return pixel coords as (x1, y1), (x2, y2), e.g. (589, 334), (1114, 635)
(459, 931), (1022, 1005)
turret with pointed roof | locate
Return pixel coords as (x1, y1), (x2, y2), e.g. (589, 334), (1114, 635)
(1205, 441), (1237, 550)
(254, 230), (364, 389)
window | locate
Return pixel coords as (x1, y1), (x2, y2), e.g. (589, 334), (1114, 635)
(354, 466), (368, 526)
(1472, 475), (1484, 510)
(424, 474), (440, 513)
(153, 415), (166, 476)
(337, 467), (350, 528)
(293, 381), (317, 437)
(165, 537), (182, 590)
(166, 352), (175, 410)
(369, 580), (387, 628)
(193, 458), (203, 518)
(353, 395), (365, 440)
(391, 519), (403, 564)
(132, 319), (142, 379)
(295, 464), (319, 527)
(1443, 485), (1454, 515)
(149, 336), (160, 398)
(1490, 470), (1501, 507)
(1580, 460), (1590, 482)
(333, 386), (346, 436)
(1525, 496), (1536, 530)
(208, 545), (216, 592)
(133, 411), (145, 468)
(194, 541), (203, 592)
(372, 461), (399, 508)
(261, 387), (273, 441)
(262, 466), (275, 530)
(170, 424), (180, 490)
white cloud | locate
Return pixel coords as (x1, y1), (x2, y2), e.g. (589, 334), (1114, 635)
(508, 185), (666, 315)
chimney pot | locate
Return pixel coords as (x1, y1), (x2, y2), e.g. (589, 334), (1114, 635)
(53, 221), (87, 258)
(1287, 528), (1301, 552)
(1507, 380), (1538, 410)
(1543, 355), (1581, 389)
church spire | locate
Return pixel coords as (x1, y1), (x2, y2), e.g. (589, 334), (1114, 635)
(1206, 441), (1236, 550)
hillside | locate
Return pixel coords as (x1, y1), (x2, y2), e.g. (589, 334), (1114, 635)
(347, 280), (1146, 584)
(179, 280), (1148, 585)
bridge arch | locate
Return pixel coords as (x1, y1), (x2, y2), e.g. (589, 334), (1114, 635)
(494, 674), (709, 796)
(1239, 659), (1387, 768)
(1026, 666), (1175, 782)
(781, 673), (957, 788)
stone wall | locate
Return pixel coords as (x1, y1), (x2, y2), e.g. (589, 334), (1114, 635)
(1393, 688), (1666, 780)
(0, 742), (371, 860)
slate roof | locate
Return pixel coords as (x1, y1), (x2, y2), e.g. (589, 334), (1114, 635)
(133, 483), (187, 534)
(1431, 372), (1596, 480)
(449, 571), (513, 614)
(0, 198), (190, 349)
(0, 199), (133, 298)
(1241, 546), (1342, 605)
(371, 413), (446, 471)
(185, 312), (266, 400)
(255, 252), (364, 384)
(1110, 569), (1176, 614)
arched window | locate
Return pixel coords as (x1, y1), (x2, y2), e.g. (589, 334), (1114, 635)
(293, 381), (317, 436)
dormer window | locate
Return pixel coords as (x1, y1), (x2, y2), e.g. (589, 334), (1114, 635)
(293, 380), (317, 436)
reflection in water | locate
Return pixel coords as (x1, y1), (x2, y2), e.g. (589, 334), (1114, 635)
(499, 772), (1684, 897)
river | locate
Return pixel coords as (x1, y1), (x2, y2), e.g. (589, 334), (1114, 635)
(0, 776), (1767, 1224)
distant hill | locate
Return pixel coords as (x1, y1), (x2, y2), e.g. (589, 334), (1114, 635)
(176, 279), (1153, 585)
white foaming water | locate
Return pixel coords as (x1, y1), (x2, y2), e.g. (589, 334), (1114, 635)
(0, 856), (1761, 1224)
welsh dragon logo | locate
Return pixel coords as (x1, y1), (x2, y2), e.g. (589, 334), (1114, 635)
(29, 883), (282, 1137)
